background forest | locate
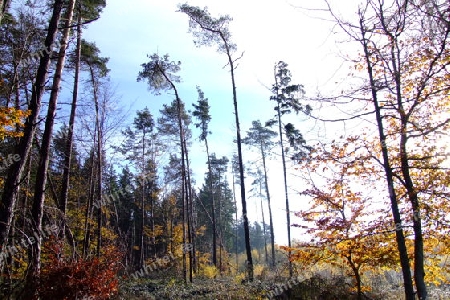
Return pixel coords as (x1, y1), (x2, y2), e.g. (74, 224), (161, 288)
(0, 0), (449, 299)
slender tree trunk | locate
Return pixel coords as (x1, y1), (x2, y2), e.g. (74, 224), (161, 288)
(140, 131), (146, 268)
(176, 95), (187, 284)
(151, 170), (156, 258)
(204, 140), (217, 267)
(224, 41), (253, 281)
(22, 156), (32, 242)
(157, 65), (188, 283)
(232, 173), (238, 272)
(26, 1), (75, 293)
(184, 139), (194, 281)
(275, 98), (293, 277)
(60, 13), (82, 242)
(88, 65), (103, 258)
(273, 64), (293, 277)
(402, 140), (426, 299)
(132, 219), (136, 266)
(260, 144), (275, 268)
(185, 158), (193, 282)
(359, 16), (415, 300)
(149, 141), (156, 259)
(390, 35), (427, 300)
(348, 258), (362, 300)
(0, 0), (63, 254)
(260, 197), (268, 266)
(217, 169), (222, 274)
(83, 149), (96, 258)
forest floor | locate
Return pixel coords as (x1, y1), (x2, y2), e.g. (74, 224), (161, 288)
(114, 275), (450, 300)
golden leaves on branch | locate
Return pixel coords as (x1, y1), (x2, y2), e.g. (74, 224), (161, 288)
(0, 107), (29, 140)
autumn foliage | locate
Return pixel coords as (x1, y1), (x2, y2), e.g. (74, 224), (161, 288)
(0, 106), (29, 140)
(38, 242), (122, 299)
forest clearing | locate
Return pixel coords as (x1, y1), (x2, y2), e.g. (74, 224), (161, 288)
(0, 0), (449, 299)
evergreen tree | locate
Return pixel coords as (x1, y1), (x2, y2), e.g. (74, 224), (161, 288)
(138, 53), (193, 283)
(197, 154), (235, 270)
(179, 4), (253, 281)
(192, 86), (218, 267)
(116, 107), (158, 267)
(266, 61), (310, 277)
(243, 120), (277, 268)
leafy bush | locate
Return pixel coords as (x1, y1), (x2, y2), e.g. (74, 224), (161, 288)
(199, 265), (219, 279)
(39, 244), (122, 299)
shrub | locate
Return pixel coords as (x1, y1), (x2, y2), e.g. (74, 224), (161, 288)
(39, 244), (122, 299)
(199, 265), (219, 279)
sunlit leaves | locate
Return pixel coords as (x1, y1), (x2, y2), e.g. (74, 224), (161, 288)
(0, 106), (29, 140)
(39, 244), (122, 299)
(291, 134), (405, 292)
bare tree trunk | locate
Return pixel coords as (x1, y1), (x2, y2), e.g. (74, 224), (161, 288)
(217, 169), (222, 275)
(232, 173), (238, 272)
(88, 65), (103, 258)
(359, 14), (415, 300)
(25, 0), (74, 295)
(177, 96), (187, 284)
(156, 65), (188, 283)
(275, 93), (292, 277)
(224, 41), (253, 282)
(132, 219), (136, 266)
(83, 149), (96, 258)
(204, 140), (217, 267)
(0, 0), (63, 255)
(347, 258), (362, 300)
(272, 62), (293, 276)
(389, 27), (427, 300)
(184, 139), (194, 281)
(260, 197), (268, 266)
(260, 144), (275, 268)
(150, 166), (156, 258)
(60, 12), (82, 242)
(140, 132), (146, 267)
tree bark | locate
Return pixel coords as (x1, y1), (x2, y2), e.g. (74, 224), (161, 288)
(140, 130), (146, 267)
(232, 172), (238, 272)
(60, 12), (82, 241)
(274, 68), (293, 277)
(25, 0), (74, 295)
(220, 33), (253, 281)
(88, 64), (103, 258)
(156, 63), (189, 283)
(389, 29), (427, 300)
(83, 149), (96, 258)
(205, 140), (217, 267)
(359, 14), (415, 300)
(217, 168), (223, 275)
(176, 94), (187, 284)
(0, 0), (64, 254)
(260, 143), (275, 268)
(184, 138), (194, 281)
(178, 6), (253, 280)
(260, 196), (268, 266)
(347, 257), (362, 300)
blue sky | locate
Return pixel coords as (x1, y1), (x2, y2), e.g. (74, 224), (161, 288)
(79, 0), (359, 245)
